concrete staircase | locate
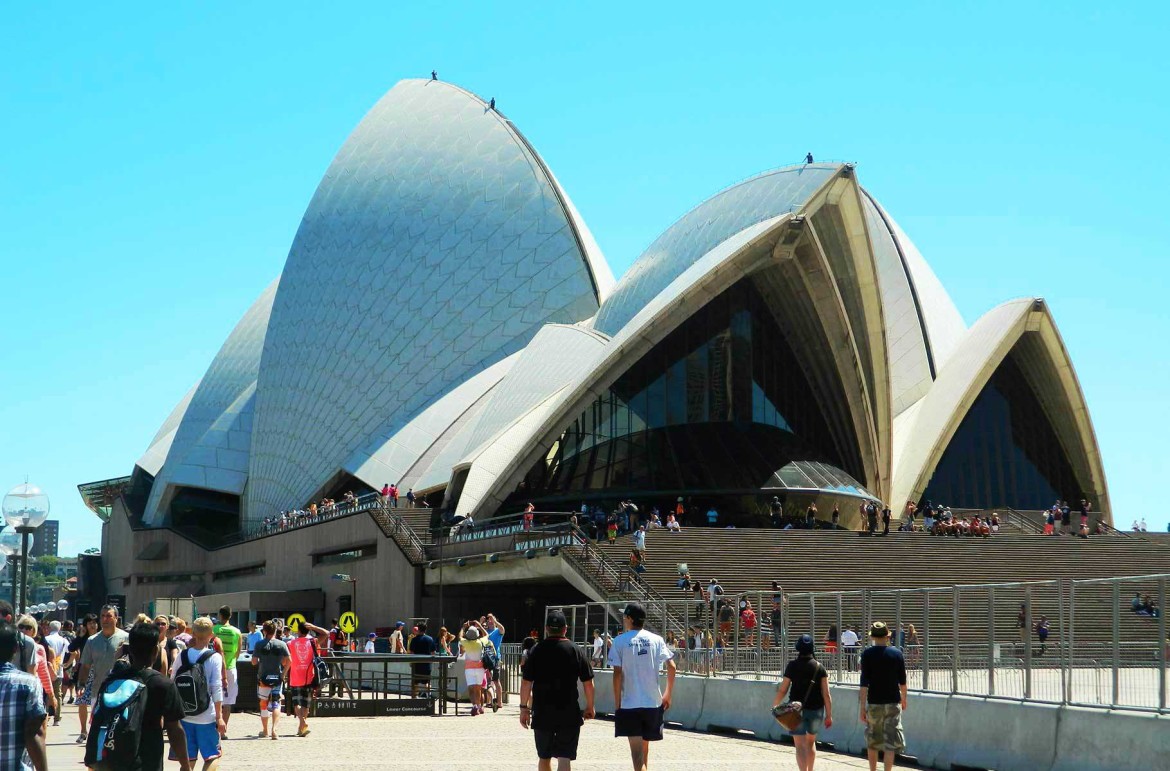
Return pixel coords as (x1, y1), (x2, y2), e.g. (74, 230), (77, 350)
(601, 528), (1170, 647)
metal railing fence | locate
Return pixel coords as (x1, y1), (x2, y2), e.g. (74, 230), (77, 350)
(550, 573), (1170, 713)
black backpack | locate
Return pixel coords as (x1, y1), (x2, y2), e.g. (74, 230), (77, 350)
(84, 662), (150, 769)
(174, 648), (214, 717)
(481, 641), (499, 672)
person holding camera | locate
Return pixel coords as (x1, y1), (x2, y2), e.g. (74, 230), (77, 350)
(460, 620), (490, 715)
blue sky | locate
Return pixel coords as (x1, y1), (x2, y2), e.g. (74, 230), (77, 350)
(2, 3), (1167, 554)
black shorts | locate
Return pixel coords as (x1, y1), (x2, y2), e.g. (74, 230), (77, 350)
(287, 686), (313, 709)
(615, 706), (665, 741)
(534, 725), (581, 760)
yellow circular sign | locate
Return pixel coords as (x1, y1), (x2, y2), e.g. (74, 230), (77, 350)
(339, 611), (359, 634)
(286, 613), (307, 633)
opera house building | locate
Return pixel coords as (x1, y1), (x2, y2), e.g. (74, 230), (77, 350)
(81, 79), (1109, 623)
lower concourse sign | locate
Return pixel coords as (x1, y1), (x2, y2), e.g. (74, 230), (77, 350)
(313, 698), (432, 717)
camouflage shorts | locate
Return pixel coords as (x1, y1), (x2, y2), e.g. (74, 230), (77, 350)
(864, 704), (905, 751)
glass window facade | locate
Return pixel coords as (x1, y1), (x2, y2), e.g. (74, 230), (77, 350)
(921, 354), (1087, 510)
(512, 279), (870, 507)
(169, 487), (241, 543)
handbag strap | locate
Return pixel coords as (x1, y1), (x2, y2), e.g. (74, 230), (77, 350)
(798, 662), (822, 704)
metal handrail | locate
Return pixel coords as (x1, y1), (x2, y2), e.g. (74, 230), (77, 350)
(370, 503), (427, 564)
(560, 526), (691, 638)
(431, 511), (576, 544)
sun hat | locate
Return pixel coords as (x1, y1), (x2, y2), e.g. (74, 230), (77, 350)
(869, 621), (890, 638)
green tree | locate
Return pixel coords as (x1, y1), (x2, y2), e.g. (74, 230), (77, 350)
(32, 556), (58, 577)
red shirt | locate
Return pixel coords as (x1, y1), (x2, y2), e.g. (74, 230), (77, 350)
(288, 636), (319, 687)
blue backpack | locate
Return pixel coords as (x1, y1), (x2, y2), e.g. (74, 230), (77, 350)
(84, 662), (150, 769)
(482, 641), (499, 672)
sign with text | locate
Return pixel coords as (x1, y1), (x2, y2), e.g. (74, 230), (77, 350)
(312, 698), (433, 718)
(375, 698), (433, 716)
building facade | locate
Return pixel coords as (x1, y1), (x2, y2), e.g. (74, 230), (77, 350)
(30, 519), (58, 558)
(83, 78), (1110, 626)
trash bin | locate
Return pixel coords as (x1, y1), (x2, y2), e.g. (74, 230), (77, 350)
(235, 661), (260, 712)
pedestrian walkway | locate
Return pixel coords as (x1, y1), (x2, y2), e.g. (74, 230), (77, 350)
(47, 702), (897, 769)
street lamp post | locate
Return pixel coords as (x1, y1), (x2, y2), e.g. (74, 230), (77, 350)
(1, 528), (34, 612)
(332, 573), (357, 634)
(0, 536), (13, 610)
(3, 483), (50, 614)
(57, 599), (69, 621)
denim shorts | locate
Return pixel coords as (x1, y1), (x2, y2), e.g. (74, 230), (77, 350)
(789, 707), (824, 736)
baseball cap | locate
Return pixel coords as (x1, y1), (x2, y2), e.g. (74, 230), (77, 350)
(869, 621), (890, 638)
(622, 602), (646, 623)
(394, 621), (405, 628)
(795, 634), (814, 655)
(546, 610), (568, 629)
(368, 632), (377, 638)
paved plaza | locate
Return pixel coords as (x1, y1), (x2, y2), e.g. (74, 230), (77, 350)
(47, 703), (898, 770)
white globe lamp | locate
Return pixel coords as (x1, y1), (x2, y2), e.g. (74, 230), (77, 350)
(2, 483), (48, 612)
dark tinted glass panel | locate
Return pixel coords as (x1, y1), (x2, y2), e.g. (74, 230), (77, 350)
(512, 278), (864, 510)
(169, 487), (240, 544)
(921, 354), (1086, 509)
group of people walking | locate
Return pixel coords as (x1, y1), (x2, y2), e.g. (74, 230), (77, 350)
(520, 602), (907, 771)
(0, 599), (341, 770)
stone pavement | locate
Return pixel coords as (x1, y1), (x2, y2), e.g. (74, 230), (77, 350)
(47, 702), (900, 769)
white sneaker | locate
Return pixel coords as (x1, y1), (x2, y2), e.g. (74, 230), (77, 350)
(76, 733), (87, 745)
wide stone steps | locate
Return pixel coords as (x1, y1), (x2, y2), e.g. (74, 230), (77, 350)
(597, 529), (1170, 647)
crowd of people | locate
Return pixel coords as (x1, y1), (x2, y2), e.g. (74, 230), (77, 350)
(1131, 592), (1161, 618)
(517, 602), (907, 771)
(924, 508), (1000, 537)
(258, 491), (369, 535)
(0, 587), (1004, 771)
(255, 485), (432, 538)
(1039, 499), (1095, 537)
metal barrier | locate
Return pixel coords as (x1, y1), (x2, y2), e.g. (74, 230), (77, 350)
(245, 652), (463, 716)
(551, 573), (1170, 713)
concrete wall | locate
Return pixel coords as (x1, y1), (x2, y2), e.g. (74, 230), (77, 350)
(590, 671), (1170, 771)
(102, 509), (417, 636)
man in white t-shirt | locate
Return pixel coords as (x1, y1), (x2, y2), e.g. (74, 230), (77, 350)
(840, 626), (860, 672)
(389, 621), (406, 653)
(608, 603), (676, 771)
(170, 617), (225, 769)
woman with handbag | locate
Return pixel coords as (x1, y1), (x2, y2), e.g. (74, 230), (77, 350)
(772, 634), (833, 771)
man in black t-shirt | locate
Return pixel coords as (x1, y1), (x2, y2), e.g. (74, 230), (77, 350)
(124, 621), (190, 771)
(520, 610), (595, 770)
(408, 622), (437, 697)
(859, 622), (907, 771)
